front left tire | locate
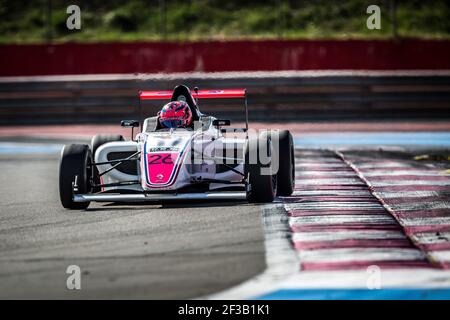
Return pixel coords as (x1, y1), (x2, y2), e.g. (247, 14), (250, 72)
(59, 144), (92, 209)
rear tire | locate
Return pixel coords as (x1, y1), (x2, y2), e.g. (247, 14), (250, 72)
(59, 144), (91, 209)
(271, 130), (295, 196)
(90, 134), (124, 192)
(245, 131), (277, 203)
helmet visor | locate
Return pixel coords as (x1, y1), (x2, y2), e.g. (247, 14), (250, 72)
(160, 119), (184, 128)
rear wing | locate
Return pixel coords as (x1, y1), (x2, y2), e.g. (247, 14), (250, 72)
(138, 88), (249, 133)
(139, 89), (246, 100)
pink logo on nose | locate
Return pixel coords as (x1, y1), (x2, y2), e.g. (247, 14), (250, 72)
(146, 152), (179, 186)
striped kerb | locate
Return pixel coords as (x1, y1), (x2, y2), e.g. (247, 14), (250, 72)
(338, 151), (450, 269)
(283, 149), (449, 271)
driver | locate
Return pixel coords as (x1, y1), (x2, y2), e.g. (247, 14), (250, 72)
(158, 101), (193, 129)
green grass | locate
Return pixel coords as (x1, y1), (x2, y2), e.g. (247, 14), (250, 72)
(0, 0), (449, 43)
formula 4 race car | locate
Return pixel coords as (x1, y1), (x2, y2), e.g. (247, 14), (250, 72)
(59, 85), (295, 209)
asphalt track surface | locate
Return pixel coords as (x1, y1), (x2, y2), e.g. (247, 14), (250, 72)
(1, 130), (450, 299)
(0, 150), (266, 299)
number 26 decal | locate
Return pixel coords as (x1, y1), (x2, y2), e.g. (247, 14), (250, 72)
(148, 154), (173, 165)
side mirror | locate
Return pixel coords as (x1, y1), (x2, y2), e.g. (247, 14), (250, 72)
(121, 120), (139, 141)
(212, 119), (231, 127)
(121, 120), (139, 128)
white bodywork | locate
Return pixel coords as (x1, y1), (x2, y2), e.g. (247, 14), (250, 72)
(94, 118), (246, 193)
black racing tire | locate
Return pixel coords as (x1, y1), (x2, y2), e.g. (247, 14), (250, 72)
(59, 144), (92, 209)
(90, 134), (124, 192)
(245, 131), (277, 203)
(271, 130), (295, 196)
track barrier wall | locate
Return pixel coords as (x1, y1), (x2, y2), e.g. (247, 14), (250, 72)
(1, 71), (449, 124)
(1, 40), (450, 76)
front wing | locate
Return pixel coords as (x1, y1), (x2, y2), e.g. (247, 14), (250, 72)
(73, 191), (247, 203)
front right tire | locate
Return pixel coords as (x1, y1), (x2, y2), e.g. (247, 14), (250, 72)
(245, 131), (277, 203)
(271, 130), (295, 196)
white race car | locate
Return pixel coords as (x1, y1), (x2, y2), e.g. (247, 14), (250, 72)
(59, 85), (295, 209)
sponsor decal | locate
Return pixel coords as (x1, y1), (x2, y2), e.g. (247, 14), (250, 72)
(149, 146), (179, 152)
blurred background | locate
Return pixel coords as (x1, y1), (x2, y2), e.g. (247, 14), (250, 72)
(0, 0), (449, 127)
(1, 0), (450, 42)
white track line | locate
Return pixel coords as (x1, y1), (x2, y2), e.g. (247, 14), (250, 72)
(294, 159), (343, 163)
(364, 171), (444, 177)
(298, 248), (426, 263)
(295, 179), (365, 185)
(289, 215), (396, 226)
(293, 230), (407, 242)
(286, 202), (383, 209)
(278, 269), (450, 289)
(429, 251), (450, 262)
(355, 163), (413, 169)
(297, 171), (360, 177)
(398, 217), (450, 226)
(412, 232), (450, 244)
(292, 190), (372, 196)
(295, 163), (350, 168)
(390, 202), (450, 211)
(375, 191), (443, 199)
(205, 204), (299, 299)
(370, 181), (450, 187)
